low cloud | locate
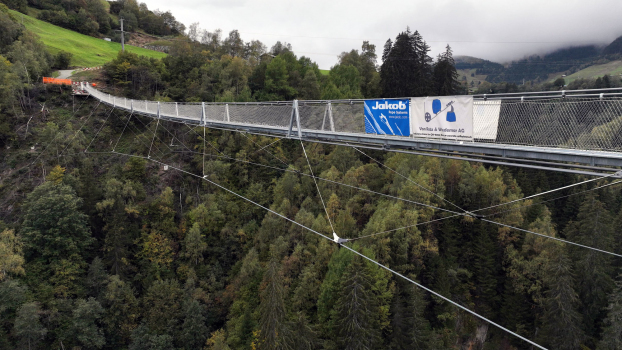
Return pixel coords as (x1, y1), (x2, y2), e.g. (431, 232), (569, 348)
(144, 0), (622, 68)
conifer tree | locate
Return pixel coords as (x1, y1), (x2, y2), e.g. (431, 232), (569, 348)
(257, 255), (290, 350)
(179, 299), (208, 350)
(13, 302), (47, 350)
(540, 247), (585, 350)
(565, 195), (614, 340)
(86, 257), (109, 300)
(433, 45), (461, 96)
(597, 276), (622, 350)
(72, 297), (106, 349)
(380, 28), (433, 98)
(389, 280), (431, 350)
(103, 275), (138, 346)
(334, 255), (381, 350)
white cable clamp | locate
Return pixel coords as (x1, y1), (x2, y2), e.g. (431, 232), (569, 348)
(333, 232), (348, 244)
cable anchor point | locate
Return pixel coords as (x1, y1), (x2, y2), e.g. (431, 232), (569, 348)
(333, 232), (348, 244)
(467, 211), (485, 220)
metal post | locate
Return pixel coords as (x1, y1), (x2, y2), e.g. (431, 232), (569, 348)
(157, 101), (160, 119)
(201, 102), (206, 125)
(225, 104), (230, 122)
(328, 102), (335, 132)
(145, 100), (148, 113)
(175, 102), (179, 117)
(287, 102), (296, 138)
(131, 100), (133, 113)
(321, 104), (328, 131)
(113, 96), (115, 107)
(294, 100), (302, 138)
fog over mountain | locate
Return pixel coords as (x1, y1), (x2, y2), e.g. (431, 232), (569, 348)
(144, 0), (622, 68)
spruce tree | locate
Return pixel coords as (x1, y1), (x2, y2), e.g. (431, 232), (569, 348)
(433, 45), (461, 96)
(380, 28), (433, 98)
(565, 195), (614, 341)
(389, 279), (431, 350)
(334, 255), (381, 350)
(13, 302), (47, 350)
(179, 299), (208, 350)
(258, 256), (290, 350)
(72, 298), (106, 349)
(540, 247), (585, 350)
(597, 276), (622, 350)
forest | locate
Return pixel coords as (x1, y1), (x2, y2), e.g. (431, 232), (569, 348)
(2, 94), (622, 350)
(1, 1), (622, 349)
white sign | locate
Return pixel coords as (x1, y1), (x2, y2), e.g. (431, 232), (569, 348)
(410, 96), (474, 140)
(473, 100), (501, 140)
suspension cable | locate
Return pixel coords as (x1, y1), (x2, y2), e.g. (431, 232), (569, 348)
(58, 101), (102, 157)
(22, 95), (93, 171)
(85, 107), (116, 152)
(240, 132), (289, 167)
(147, 117), (160, 159)
(169, 148), (465, 218)
(346, 214), (464, 241)
(92, 149), (548, 350)
(348, 144), (473, 215)
(473, 172), (620, 215)
(300, 139), (336, 234)
(112, 112), (134, 152)
(252, 138), (282, 156)
(104, 112), (622, 255)
(486, 179), (622, 218)
(203, 123), (206, 177)
(481, 218), (622, 258)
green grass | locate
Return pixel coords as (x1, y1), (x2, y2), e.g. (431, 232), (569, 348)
(320, 69), (329, 76)
(11, 10), (167, 67)
(69, 69), (101, 81)
(549, 61), (622, 84)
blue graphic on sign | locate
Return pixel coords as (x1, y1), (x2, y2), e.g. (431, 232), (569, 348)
(432, 99), (441, 114)
(424, 100), (456, 123)
(364, 99), (410, 136)
(446, 105), (456, 122)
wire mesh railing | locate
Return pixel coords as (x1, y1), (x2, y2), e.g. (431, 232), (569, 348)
(84, 85), (622, 153)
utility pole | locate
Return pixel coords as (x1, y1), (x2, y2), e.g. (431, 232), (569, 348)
(120, 17), (125, 52)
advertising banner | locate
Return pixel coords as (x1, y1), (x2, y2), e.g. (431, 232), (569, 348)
(473, 100), (501, 140)
(411, 96), (473, 140)
(364, 99), (410, 136)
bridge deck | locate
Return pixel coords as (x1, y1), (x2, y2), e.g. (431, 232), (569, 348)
(84, 85), (622, 172)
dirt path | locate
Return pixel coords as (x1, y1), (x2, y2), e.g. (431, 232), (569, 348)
(56, 69), (74, 79)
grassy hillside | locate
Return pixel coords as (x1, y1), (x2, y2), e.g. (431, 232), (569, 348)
(457, 68), (488, 93)
(11, 10), (167, 67)
(549, 60), (622, 83)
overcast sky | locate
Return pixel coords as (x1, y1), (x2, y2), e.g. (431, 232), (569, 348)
(143, 0), (622, 69)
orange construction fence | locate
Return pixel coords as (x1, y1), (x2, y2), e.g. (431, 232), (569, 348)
(42, 77), (72, 85)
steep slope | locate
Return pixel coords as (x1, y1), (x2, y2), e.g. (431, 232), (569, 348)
(549, 60), (622, 83)
(10, 9), (167, 67)
(603, 35), (622, 55)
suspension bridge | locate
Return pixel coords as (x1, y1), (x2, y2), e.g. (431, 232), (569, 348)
(38, 81), (622, 350)
(81, 83), (622, 176)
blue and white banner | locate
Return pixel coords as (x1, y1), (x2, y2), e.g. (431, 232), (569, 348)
(364, 99), (410, 136)
(410, 96), (473, 140)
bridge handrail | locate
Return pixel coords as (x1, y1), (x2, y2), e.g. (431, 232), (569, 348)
(83, 84), (622, 159)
